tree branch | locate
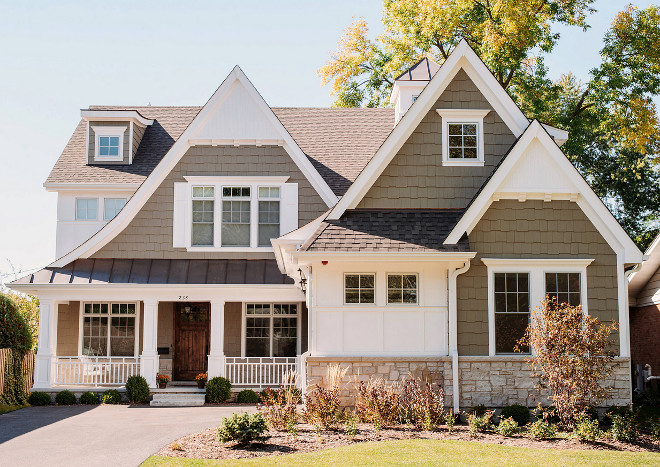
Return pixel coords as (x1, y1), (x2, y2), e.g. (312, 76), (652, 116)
(569, 89), (592, 120)
(503, 68), (516, 89)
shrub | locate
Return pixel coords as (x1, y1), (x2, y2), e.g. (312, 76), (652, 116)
(535, 405), (561, 424)
(496, 417), (519, 437)
(603, 405), (631, 426)
(528, 419), (558, 440)
(303, 364), (346, 431)
(500, 404), (530, 426)
(79, 391), (99, 405)
(237, 389), (260, 404)
(446, 409), (456, 433)
(125, 375), (150, 404)
(399, 377), (445, 431)
(206, 377), (232, 403)
(344, 410), (359, 437)
(468, 404), (488, 417)
(0, 295), (34, 406)
(355, 378), (401, 429)
(519, 299), (618, 427)
(467, 410), (493, 437)
(55, 390), (76, 405)
(217, 412), (269, 446)
(28, 391), (51, 406)
(583, 406), (600, 422)
(257, 371), (301, 431)
(574, 414), (601, 442)
(102, 389), (122, 404)
(610, 413), (637, 443)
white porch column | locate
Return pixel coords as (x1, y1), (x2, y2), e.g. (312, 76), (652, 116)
(140, 299), (159, 388)
(33, 299), (57, 389)
(208, 299), (226, 378)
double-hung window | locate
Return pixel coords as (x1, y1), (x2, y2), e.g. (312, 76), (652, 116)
(545, 272), (581, 306)
(494, 273), (530, 354)
(192, 186), (214, 246)
(76, 198), (98, 220)
(104, 198), (127, 220)
(245, 303), (298, 357)
(82, 303), (138, 357)
(221, 186), (251, 246)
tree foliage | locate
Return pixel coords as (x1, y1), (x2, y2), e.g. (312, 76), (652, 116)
(0, 295), (33, 406)
(517, 299), (617, 428)
(320, 2), (660, 247)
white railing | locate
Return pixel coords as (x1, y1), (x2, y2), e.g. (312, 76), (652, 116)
(225, 357), (300, 388)
(55, 356), (140, 387)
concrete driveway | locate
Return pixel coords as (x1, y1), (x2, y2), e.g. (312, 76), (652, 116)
(0, 405), (254, 467)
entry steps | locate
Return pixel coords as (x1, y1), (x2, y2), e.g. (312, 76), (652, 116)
(150, 386), (206, 407)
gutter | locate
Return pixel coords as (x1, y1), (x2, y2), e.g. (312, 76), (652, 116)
(449, 259), (471, 412)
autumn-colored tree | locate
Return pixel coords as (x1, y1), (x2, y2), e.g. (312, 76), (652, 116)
(517, 299), (618, 428)
(320, 2), (660, 247)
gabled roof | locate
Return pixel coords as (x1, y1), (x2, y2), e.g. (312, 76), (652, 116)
(327, 39), (568, 220)
(628, 232), (660, 299)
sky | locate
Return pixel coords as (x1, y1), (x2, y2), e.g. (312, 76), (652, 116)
(0, 0), (656, 282)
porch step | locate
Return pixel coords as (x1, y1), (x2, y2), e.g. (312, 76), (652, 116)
(150, 393), (205, 407)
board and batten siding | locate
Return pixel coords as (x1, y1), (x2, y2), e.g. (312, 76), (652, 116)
(87, 121), (131, 165)
(92, 145), (327, 260)
(357, 69), (516, 210)
(456, 200), (619, 356)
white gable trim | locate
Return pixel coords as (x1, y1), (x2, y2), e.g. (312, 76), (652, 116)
(328, 40), (540, 220)
(443, 120), (643, 264)
(51, 66), (338, 268)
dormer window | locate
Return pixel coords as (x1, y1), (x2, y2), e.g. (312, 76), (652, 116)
(92, 126), (125, 162)
(436, 109), (490, 166)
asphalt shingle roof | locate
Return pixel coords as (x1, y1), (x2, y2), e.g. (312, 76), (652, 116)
(302, 210), (470, 252)
(46, 106), (395, 196)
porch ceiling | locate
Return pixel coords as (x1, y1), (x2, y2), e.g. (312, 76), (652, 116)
(12, 259), (294, 285)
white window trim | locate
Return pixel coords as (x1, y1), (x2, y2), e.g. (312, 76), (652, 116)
(75, 197), (99, 221)
(103, 197), (127, 221)
(91, 126), (125, 162)
(77, 301), (141, 357)
(385, 272), (419, 306)
(241, 302), (302, 358)
(482, 258), (593, 357)
(436, 109), (490, 166)
(183, 176), (290, 252)
(343, 272), (377, 306)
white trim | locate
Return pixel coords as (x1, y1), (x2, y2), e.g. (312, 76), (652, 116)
(51, 66), (338, 268)
(129, 121), (134, 164)
(75, 197), (99, 221)
(293, 251), (477, 263)
(343, 272), (377, 306)
(184, 176), (289, 184)
(241, 302), (302, 358)
(81, 110), (154, 127)
(437, 109), (490, 166)
(91, 126), (125, 162)
(628, 231), (660, 299)
(79, 301), (140, 357)
(385, 272), (419, 306)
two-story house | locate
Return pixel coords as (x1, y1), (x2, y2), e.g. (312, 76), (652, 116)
(11, 41), (642, 409)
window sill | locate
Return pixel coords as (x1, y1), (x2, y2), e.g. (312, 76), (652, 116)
(441, 159), (485, 167)
(93, 157), (124, 163)
(186, 246), (274, 252)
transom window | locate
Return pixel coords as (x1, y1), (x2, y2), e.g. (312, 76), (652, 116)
(546, 272), (581, 306)
(222, 186), (251, 246)
(76, 198), (98, 220)
(245, 303), (298, 357)
(192, 186), (214, 246)
(104, 198), (127, 220)
(82, 303), (138, 357)
(344, 274), (375, 304)
(387, 274), (418, 304)
(494, 273), (530, 354)
(448, 123), (478, 159)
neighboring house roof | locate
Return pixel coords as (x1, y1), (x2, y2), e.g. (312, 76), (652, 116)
(301, 210), (469, 252)
(13, 258), (292, 285)
(46, 106), (394, 197)
(629, 232), (660, 300)
(394, 57), (441, 81)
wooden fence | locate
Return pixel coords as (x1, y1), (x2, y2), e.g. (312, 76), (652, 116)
(0, 348), (35, 394)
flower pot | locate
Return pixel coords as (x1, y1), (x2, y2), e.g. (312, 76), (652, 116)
(158, 382), (167, 389)
(197, 381), (206, 389)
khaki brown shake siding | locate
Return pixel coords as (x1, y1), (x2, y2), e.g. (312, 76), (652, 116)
(91, 145), (327, 259)
(224, 302), (242, 357)
(87, 121), (131, 165)
(457, 200), (619, 355)
(357, 69), (516, 210)
(56, 302), (80, 356)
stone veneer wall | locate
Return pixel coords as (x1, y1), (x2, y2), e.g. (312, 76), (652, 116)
(305, 356), (631, 408)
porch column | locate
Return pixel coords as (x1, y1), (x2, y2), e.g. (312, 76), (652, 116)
(140, 299), (159, 388)
(208, 299), (226, 378)
(33, 299), (57, 389)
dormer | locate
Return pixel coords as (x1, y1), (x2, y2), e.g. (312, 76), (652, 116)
(391, 57), (440, 124)
(81, 109), (154, 165)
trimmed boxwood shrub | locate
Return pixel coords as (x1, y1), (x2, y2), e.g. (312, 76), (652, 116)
(125, 375), (150, 404)
(102, 389), (122, 404)
(500, 404), (530, 426)
(206, 377), (232, 403)
(217, 412), (269, 446)
(79, 391), (100, 405)
(28, 391), (51, 406)
(237, 389), (260, 404)
(55, 390), (77, 405)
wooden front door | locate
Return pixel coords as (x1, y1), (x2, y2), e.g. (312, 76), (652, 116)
(173, 303), (209, 380)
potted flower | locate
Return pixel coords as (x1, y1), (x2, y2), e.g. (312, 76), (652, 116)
(157, 373), (170, 389)
(194, 373), (207, 389)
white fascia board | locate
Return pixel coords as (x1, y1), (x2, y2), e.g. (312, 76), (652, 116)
(81, 110), (154, 127)
(328, 39), (531, 219)
(43, 183), (142, 193)
(272, 213), (328, 274)
(541, 123), (569, 147)
(291, 251), (477, 264)
(183, 175), (289, 184)
(50, 66), (337, 268)
(481, 258), (594, 268)
(444, 121), (643, 264)
(628, 232), (660, 296)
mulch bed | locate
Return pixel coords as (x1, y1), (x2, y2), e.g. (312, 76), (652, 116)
(157, 423), (660, 460)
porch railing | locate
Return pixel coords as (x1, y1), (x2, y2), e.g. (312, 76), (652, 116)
(224, 357), (299, 388)
(54, 357), (140, 387)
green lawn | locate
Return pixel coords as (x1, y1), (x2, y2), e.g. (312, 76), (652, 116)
(0, 404), (26, 415)
(142, 439), (660, 466)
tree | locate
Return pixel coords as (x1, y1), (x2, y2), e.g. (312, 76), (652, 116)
(320, 2), (660, 247)
(517, 299), (617, 428)
(0, 294), (33, 405)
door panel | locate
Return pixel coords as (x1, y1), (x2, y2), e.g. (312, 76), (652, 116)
(173, 303), (209, 380)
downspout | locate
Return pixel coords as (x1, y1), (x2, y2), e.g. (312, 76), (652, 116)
(449, 260), (471, 413)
